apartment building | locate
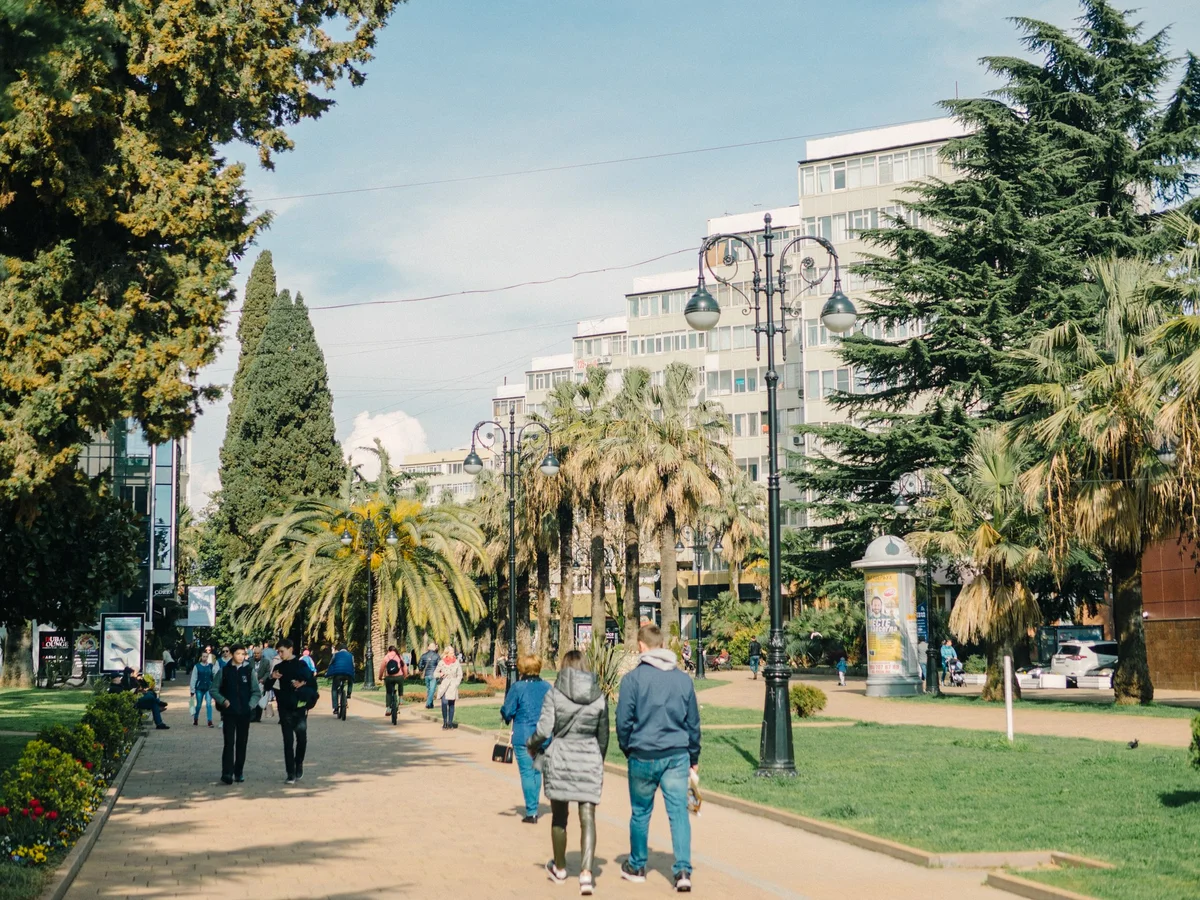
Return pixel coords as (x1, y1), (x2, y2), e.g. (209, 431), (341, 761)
(396, 446), (497, 503)
(523, 353), (573, 419)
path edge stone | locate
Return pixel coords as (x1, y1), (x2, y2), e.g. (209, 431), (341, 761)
(420, 713), (1106, 900)
(39, 735), (146, 900)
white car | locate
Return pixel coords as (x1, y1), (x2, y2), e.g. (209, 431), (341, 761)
(1050, 640), (1119, 678)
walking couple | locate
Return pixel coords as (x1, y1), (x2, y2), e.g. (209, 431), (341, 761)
(504, 623), (699, 894)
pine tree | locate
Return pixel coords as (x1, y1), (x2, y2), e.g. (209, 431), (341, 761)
(216, 290), (345, 581)
(787, 0), (1200, 585)
(221, 251), (278, 464)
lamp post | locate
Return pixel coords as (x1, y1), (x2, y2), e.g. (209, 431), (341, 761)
(464, 404), (558, 693)
(676, 526), (723, 679)
(685, 212), (857, 776)
(894, 472), (940, 697)
(340, 511), (399, 690)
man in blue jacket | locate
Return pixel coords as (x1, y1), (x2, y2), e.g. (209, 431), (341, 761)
(417, 643), (440, 709)
(616, 623), (700, 892)
(326, 643), (355, 714)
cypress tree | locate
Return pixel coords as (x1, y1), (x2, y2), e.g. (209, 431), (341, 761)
(787, 1), (1200, 583)
(219, 290), (345, 552)
(221, 251), (278, 464)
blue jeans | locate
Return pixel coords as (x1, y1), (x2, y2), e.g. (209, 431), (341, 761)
(136, 693), (164, 726)
(193, 690), (213, 722)
(425, 676), (436, 707)
(627, 752), (691, 877)
(514, 744), (541, 817)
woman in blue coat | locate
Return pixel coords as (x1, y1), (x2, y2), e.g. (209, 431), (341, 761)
(501, 653), (553, 823)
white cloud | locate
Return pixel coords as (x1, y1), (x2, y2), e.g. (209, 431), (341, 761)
(342, 410), (430, 480)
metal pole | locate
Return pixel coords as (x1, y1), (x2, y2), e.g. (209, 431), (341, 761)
(364, 527), (377, 689)
(695, 532), (706, 680)
(757, 213), (796, 777)
(506, 404), (518, 694)
(925, 564), (940, 697)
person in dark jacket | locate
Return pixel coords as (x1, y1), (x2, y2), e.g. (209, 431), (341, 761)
(211, 645), (262, 784)
(500, 653), (552, 823)
(528, 651), (608, 895)
(326, 643), (355, 714)
(265, 638), (318, 784)
(616, 623), (700, 892)
(747, 637), (762, 680)
(417, 643), (440, 709)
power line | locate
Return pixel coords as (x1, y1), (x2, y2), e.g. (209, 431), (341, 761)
(250, 120), (934, 205)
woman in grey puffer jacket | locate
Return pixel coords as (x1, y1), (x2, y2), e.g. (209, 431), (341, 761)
(528, 650), (608, 895)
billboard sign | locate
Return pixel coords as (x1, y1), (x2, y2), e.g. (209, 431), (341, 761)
(100, 613), (145, 674)
(178, 586), (217, 627)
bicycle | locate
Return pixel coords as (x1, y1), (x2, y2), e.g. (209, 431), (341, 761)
(383, 676), (404, 725)
(332, 675), (350, 721)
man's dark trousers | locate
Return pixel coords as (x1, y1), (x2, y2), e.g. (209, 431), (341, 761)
(221, 712), (251, 779)
(279, 709), (308, 777)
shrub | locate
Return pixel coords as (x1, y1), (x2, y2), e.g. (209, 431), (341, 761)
(86, 692), (142, 733)
(0, 741), (100, 858)
(584, 637), (628, 700)
(789, 683), (827, 718)
(964, 654), (988, 675)
(1190, 715), (1200, 770)
(36, 724), (101, 774)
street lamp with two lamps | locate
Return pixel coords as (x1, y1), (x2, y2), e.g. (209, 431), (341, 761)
(684, 212), (857, 775)
(340, 512), (399, 690)
(464, 404), (559, 693)
(675, 526), (723, 679)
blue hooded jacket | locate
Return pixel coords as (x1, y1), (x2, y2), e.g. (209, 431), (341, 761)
(500, 676), (552, 747)
(326, 649), (355, 678)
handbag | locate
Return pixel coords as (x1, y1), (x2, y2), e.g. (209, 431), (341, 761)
(491, 731), (514, 764)
(257, 689), (271, 710)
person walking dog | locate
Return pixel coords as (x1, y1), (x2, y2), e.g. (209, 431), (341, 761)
(500, 654), (552, 823)
(616, 623), (700, 892)
(211, 645), (261, 784)
(528, 650), (608, 895)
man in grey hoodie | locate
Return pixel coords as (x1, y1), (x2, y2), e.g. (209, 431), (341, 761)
(615, 623), (700, 892)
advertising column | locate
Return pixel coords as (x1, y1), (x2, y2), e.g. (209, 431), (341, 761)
(852, 535), (923, 697)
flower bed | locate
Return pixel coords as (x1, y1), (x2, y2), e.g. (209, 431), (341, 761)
(0, 690), (141, 880)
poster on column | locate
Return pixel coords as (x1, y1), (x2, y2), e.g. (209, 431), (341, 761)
(865, 571), (903, 675)
(100, 614), (145, 674)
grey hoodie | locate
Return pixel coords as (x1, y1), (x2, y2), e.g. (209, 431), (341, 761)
(529, 668), (609, 804)
(616, 649), (700, 766)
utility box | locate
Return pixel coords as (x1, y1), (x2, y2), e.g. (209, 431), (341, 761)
(852, 535), (923, 697)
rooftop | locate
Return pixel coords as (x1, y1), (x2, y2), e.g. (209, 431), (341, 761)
(802, 117), (969, 164)
(529, 352), (574, 372)
(708, 205), (801, 236)
(575, 315), (627, 337)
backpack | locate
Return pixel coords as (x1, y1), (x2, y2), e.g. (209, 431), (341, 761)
(194, 665), (213, 693)
(385, 658), (401, 676)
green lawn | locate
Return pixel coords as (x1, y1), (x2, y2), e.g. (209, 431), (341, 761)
(445, 703), (826, 730)
(893, 692), (1200, 719)
(0, 733), (31, 773)
(700, 723), (1199, 900)
(0, 864), (48, 900)
(0, 687), (93, 733)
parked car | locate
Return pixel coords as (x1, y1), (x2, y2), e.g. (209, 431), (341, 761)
(1050, 641), (1119, 680)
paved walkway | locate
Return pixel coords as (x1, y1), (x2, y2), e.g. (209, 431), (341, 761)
(693, 674), (1197, 748)
(66, 683), (1004, 900)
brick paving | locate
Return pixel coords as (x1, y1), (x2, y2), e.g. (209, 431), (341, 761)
(695, 673), (1198, 748)
(66, 682), (1005, 899)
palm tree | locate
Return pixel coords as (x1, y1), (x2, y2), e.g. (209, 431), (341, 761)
(616, 363), (731, 641)
(234, 494), (486, 652)
(705, 469), (766, 596)
(906, 430), (1045, 702)
(1007, 256), (1182, 704)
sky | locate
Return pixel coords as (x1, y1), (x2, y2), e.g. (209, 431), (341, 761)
(186, 0), (1200, 507)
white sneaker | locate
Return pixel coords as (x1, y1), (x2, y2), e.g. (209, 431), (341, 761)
(579, 873), (594, 895)
(545, 861), (567, 884)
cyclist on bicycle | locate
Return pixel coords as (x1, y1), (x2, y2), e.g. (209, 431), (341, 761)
(378, 645), (407, 716)
(326, 643), (356, 714)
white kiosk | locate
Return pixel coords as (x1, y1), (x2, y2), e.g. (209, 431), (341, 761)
(852, 535), (923, 697)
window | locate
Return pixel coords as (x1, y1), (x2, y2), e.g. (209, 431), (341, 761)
(707, 371), (719, 396)
(800, 166), (816, 195)
(639, 297), (649, 317)
(719, 370), (732, 394)
(816, 165), (831, 193)
(732, 325), (750, 350)
(805, 319), (830, 347)
(733, 368), (757, 393)
(831, 161), (846, 191)
(836, 368), (850, 394)
(650, 295), (660, 317)
(628, 298), (639, 318)
(855, 369), (870, 393)
(806, 370), (819, 400)
(847, 155), (876, 188)
(526, 374), (535, 391)
(850, 208), (878, 235)
(630, 340), (640, 357)
(718, 327), (732, 352)
(784, 362), (801, 390)
(654, 336), (663, 353)
(821, 370), (835, 398)
(832, 213), (848, 243)
(818, 216), (832, 240)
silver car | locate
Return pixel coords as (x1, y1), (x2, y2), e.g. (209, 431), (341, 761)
(1050, 640), (1119, 678)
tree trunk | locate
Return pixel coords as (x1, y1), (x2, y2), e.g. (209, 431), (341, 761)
(495, 572), (510, 664)
(981, 639), (1022, 703)
(1111, 549), (1154, 704)
(623, 502), (640, 647)
(660, 510), (679, 642)
(516, 571), (531, 633)
(729, 560), (740, 599)
(370, 571), (384, 677)
(536, 548), (552, 663)
(1, 622), (33, 687)
(589, 489), (606, 642)
(557, 501), (575, 660)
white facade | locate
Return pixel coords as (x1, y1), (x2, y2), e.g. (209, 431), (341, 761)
(397, 446), (496, 503)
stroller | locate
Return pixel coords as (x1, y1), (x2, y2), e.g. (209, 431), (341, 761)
(946, 657), (965, 688)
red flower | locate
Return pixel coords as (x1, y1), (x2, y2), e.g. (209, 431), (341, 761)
(31, 809), (41, 819)
(0, 806), (8, 816)
(46, 811), (58, 821)
(29, 798), (38, 805)
(20, 808), (29, 817)
(83, 762), (94, 771)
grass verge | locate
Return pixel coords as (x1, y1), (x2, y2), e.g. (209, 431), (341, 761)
(0, 865), (48, 900)
(892, 692), (1199, 719)
(701, 723), (1198, 900)
(0, 687), (94, 733)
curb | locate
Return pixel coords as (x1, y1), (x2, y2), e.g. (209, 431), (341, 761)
(39, 735), (145, 900)
(423, 713), (1107, 899)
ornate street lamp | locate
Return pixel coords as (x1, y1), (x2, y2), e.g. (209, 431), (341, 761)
(464, 405), (557, 692)
(340, 512), (399, 689)
(676, 526), (723, 679)
(685, 212), (857, 776)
